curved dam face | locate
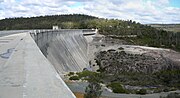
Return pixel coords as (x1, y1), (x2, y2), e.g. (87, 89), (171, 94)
(31, 30), (93, 74)
(0, 31), (76, 98)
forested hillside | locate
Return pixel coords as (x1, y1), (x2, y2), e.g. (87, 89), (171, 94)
(0, 14), (180, 51)
(150, 24), (180, 32)
(0, 14), (97, 30)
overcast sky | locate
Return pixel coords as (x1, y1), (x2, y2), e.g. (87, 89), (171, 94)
(0, 0), (180, 24)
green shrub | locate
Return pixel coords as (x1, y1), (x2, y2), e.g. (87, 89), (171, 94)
(107, 49), (116, 52)
(101, 44), (105, 47)
(107, 82), (127, 93)
(119, 51), (126, 55)
(69, 76), (79, 80)
(118, 47), (124, 50)
(84, 82), (102, 98)
(154, 70), (180, 87)
(96, 69), (100, 72)
(153, 88), (162, 93)
(68, 72), (74, 76)
(77, 70), (96, 78)
(136, 89), (147, 95)
(163, 88), (169, 92)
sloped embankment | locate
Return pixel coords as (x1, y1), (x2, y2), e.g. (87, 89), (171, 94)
(32, 30), (88, 74)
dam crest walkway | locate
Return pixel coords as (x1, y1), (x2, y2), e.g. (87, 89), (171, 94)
(0, 29), (96, 98)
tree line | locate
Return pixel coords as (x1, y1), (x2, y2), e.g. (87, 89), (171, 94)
(0, 14), (180, 51)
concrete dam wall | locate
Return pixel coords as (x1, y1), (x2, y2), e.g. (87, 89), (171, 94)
(0, 31), (76, 98)
(31, 30), (95, 74)
(0, 29), (96, 98)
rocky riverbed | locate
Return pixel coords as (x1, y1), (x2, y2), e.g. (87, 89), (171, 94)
(66, 34), (180, 98)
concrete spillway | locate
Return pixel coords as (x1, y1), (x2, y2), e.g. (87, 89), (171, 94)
(31, 30), (93, 74)
(0, 29), (96, 98)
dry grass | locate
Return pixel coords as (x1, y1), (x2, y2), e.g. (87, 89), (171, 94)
(74, 92), (84, 98)
(73, 92), (108, 98)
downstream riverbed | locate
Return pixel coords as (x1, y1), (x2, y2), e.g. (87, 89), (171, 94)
(66, 34), (180, 98)
(66, 82), (180, 98)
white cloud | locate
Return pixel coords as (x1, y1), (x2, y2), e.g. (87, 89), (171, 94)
(0, 0), (179, 24)
(0, 0), (3, 3)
